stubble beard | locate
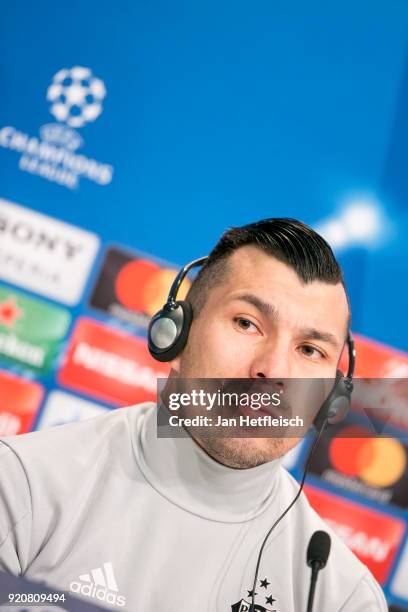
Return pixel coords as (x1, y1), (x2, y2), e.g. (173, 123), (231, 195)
(192, 432), (294, 469)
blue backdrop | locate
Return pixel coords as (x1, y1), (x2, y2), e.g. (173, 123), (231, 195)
(1, 0), (408, 350)
(1, 1), (408, 609)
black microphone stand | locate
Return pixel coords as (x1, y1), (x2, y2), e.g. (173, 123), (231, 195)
(306, 562), (320, 612)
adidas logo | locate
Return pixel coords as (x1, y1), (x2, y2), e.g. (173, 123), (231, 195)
(70, 561), (126, 607)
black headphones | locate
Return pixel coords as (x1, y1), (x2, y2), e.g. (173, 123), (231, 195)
(148, 256), (355, 427)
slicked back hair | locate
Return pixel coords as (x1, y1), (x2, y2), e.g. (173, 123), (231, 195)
(185, 218), (349, 321)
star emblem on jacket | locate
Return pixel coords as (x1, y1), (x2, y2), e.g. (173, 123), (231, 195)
(231, 577), (277, 611)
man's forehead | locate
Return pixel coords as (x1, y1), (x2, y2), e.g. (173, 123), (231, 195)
(227, 244), (272, 268)
(222, 245), (303, 285)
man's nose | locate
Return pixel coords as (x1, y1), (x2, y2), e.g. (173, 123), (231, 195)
(249, 338), (293, 379)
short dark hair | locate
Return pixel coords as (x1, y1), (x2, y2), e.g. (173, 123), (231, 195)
(186, 217), (348, 320)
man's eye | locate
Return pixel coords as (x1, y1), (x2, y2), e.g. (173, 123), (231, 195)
(234, 317), (259, 333)
(300, 345), (324, 359)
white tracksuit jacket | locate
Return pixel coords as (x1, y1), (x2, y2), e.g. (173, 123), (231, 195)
(0, 402), (388, 611)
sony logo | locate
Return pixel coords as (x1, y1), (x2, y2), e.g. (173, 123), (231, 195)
(0, 214), (83, 260)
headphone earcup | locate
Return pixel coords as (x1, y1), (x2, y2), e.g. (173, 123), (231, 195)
(148, 301), (193, 362)
(313, 371), (353, 430)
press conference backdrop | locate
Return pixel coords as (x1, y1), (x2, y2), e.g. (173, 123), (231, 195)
(1, 0), (408, 609)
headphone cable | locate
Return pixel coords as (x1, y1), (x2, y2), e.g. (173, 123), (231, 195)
(250, 418), (329, 610)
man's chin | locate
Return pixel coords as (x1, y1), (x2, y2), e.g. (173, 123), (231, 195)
(194, 435), (299, 469)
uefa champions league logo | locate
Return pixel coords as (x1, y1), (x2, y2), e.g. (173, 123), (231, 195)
(47, 66), (106, 129)
(0, 65), (113, 189)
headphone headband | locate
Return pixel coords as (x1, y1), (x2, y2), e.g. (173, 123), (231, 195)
(166, 256), (208, 309)
(345, 332), (355, 380)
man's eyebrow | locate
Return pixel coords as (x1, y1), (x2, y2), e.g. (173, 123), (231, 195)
(230, 294), (343, 350)
(299, 328), (342, 350)
(229, 293), (278, 320)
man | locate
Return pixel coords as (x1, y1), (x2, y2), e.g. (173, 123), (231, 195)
(0, 218), (387, 611)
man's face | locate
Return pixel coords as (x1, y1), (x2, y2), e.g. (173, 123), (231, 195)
(171, 245), (349, 468)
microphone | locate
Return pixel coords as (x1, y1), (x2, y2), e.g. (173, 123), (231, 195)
(306, 530), (331, 612)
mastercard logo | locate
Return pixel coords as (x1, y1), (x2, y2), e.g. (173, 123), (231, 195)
(328, 425), (406, 488)
(114, 259), (191, 316)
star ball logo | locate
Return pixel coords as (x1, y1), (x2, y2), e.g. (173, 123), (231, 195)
(47, 66), (106, 128)
(89, 247), (191, 329)
(0, 65), (113, 189)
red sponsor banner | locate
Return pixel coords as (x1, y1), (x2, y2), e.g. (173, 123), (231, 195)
(0, 368), (44, 435)
(305, 485), (405, 584)
(353, 380), (408, 433)
(339, 334), (408, 377)
(338, 334), (408, 431)
(58, 318), (170, 406)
